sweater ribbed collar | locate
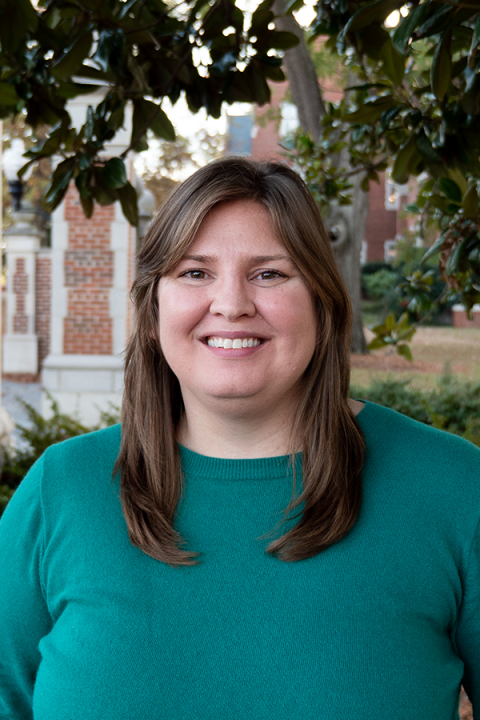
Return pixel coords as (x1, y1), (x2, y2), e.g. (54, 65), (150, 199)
(179, 401), (376, 481)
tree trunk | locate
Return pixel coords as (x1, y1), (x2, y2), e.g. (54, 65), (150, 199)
(273, 0), (368, 353)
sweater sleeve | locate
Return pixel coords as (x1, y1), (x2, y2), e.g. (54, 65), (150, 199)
(455, 516), (480, 715)
(0, 455), (53, 720)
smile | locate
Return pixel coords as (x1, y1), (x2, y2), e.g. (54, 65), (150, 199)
(207, 337), (262, 349)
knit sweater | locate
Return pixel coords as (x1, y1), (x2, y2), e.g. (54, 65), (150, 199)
(1, 401), (479, 720)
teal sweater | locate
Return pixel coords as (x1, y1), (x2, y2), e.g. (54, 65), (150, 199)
(1, 401), (480, 719)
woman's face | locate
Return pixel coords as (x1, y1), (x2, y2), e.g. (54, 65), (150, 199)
(157, 199), (317, 416)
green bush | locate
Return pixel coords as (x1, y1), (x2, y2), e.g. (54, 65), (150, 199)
(350, 377), (430, 424)
(363, 269), (399, 302)
(351, 372), (480, 447)
(0, 395), (119, 516)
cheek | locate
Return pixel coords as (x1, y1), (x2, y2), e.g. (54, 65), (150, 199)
(158, 286), (208, 346)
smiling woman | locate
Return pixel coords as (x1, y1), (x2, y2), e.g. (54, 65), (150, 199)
(119, 157), (364, 564)
(1, 158), (479, 720)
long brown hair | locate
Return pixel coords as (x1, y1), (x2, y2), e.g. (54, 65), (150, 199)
(115, 157), (365, 566)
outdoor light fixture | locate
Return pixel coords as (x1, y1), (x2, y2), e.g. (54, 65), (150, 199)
(3, 138), (28, 212)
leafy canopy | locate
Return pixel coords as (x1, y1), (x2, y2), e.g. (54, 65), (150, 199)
(0, 0), (297, 224)
(283, 0), (480, 353)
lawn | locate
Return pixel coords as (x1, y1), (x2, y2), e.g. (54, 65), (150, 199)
(351, 326), (480, 390)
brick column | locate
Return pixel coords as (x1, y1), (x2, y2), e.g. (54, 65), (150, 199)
(42, 183), (135, 425)
(36, 249), (52, 368)
(3, 207), (42, 374)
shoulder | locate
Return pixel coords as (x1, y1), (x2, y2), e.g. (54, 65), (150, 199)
(38, 424), (122, 506)
(357, 399), (480, 501)
(43, 424), (121, 470)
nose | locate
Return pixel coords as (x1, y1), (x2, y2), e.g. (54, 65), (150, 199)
(209, 276), (256, 321)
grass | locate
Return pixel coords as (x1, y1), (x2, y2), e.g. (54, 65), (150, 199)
(353, 325), (480, 389)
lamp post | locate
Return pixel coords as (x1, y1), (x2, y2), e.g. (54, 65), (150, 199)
(2, 135), (40, 378)
(3, 139), (28, 212)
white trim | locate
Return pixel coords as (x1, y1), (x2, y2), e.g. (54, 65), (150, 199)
(43, 353), (124, 370)
(452, 304), (480, 312)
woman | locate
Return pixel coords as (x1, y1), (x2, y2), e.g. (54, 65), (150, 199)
(0, 157), (479, 719)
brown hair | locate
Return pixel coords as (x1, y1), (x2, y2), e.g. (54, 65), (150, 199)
(115, 156), (365, 566)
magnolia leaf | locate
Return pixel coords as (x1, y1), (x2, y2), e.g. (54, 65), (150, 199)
(103, 158), (128, 189)
(391, 135), (418, 184)
(80, 195), (94, 218)
(431, 30), (452, 102)
(379, 39), (405, 85)
(117, 182), (139, 226)
(0, 82), (20, 106)
(347, 96), (395, 123)
(392, 3), (430, 55)
(51, 32), (93, 80)
(438, 177), (462, 203)
(44, 158), (76, 211)
(415, 131), (442, 164)
(343, 0), (401, 34)
(462, 184), (480, 218)
(397, 344), (413, 361)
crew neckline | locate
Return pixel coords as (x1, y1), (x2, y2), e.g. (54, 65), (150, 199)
(178, 401), (380, 480)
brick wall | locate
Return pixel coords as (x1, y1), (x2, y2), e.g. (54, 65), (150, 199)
(63, 187), (115, 355)
(36, 252), (51, 366)
(365, 174), (398, 262)
(452, 308), (480, 328)
(12, 257), (28, 333)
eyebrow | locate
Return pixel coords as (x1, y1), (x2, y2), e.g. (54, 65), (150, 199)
(181, 254), (293, 263)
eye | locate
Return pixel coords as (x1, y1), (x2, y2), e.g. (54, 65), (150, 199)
(255, 270), (286, 281)
(180, 269), (208, 280)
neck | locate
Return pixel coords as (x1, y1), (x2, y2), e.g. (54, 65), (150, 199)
(177, 395), (299, 459)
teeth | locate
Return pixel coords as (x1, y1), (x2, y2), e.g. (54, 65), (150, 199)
(207, 337), (262, 349)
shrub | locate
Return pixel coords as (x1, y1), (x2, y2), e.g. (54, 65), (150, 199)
(0, 395), (119, 516)
(362, 269), (399, 302)
(350, 377), (430, 424)
(351, 373), (480, 447)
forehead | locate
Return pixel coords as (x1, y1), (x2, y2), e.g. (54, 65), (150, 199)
(185, 199), (285, 256)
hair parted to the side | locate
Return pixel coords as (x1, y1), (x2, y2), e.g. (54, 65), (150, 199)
(115, 156), (365, 566)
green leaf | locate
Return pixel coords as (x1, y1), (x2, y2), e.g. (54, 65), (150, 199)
(379, 38), (405, 85)
(438, 177), (462, 203)
(347, 96), (396, 123)
(462, 184), (480, 218)
(51, 32), (93, 81)
(93, 29), (126, 74)
(44, 158), (76, 211)
(150, 107), (175, 142)
(415, 131), (443, 164)
(431, 30), (452, 102)
(56, 82), (101, 99)
(422, 232), (446, 263)
(103, 158), (128, 189)
(0, 0), (37, 53)
(117, 182), (138, 226)
(391, 135), (419, 184)
(397, 344), (413, 361)
(368, 336), (388, 350)
(342, 0), (401, 34)
(392, 3), (430, 55)
(80, 196), (94, 218)
(17, 0), (38, 31)
(256, 30), (299, 50)
(132, 99), (175, 145)
(0, 82), (19, 106)
(250, 5), (274, 33)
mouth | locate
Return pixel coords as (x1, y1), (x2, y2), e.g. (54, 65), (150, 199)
(205, 336), (264, 349)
